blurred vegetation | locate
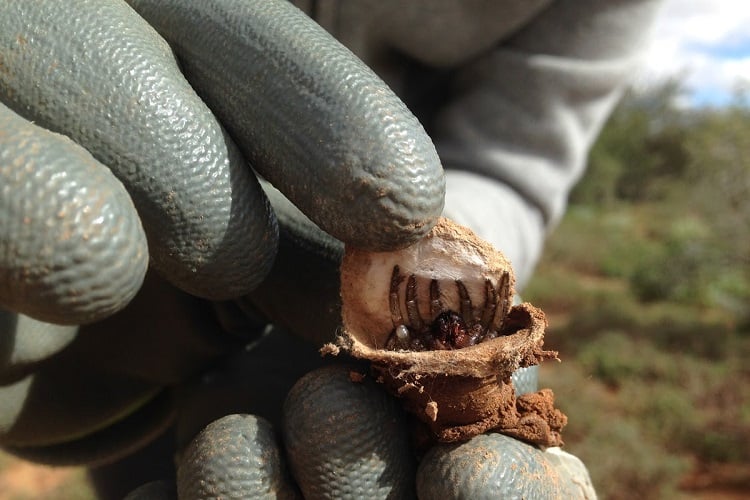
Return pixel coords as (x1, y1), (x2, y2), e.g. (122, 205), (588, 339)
(531, 81), (750, 499)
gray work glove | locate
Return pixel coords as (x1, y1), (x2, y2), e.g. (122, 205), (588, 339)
(125, 330), (594, 500)
(1, 0), (593, 497)
(0, 0), (439, 456)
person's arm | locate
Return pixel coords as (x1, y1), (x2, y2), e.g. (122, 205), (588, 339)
(438, 0), (663, 288)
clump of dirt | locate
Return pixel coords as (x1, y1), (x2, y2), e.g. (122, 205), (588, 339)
(325, 217), (567, 446)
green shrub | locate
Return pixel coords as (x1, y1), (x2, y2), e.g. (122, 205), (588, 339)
(629, 216), (714, 304)
(559, 292), (643, 349)
(645, 309), (735, 360)
(694, 428), (750, 463)
(619, 382), (701, 447)
(576, 419), (689, 500)
(539, 362), (689, 499)
(576, 331), (683, 387)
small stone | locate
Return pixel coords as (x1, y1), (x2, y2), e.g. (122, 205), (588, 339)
(425, 401), (439, 422)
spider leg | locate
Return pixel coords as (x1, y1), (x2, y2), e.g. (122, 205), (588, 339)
(405, 274), (424, 330)
(455, 280), (474, 326)
(429, 279), (443, 321)
(479, 279), (498, 333)
(492, 271), (512, 332)
(389, 265), (405, 327)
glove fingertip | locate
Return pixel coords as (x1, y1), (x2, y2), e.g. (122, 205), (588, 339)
(417, 433), (584, 499)
(282, 364), (416, 499)
(545, 447), (598, 499)
(177, 414), (298, 500)
(0, 104), (148, 325)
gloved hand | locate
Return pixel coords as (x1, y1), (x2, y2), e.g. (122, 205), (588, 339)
(281, 364), (596, 499)
(161, 333), (595, 499)
(0, 0), (440, 459)
(0, 0), (593, 497)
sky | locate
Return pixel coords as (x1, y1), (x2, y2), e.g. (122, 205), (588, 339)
(638, 0), (750, 107)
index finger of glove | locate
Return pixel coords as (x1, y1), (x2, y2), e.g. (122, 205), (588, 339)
(127, 0), (445, 252)
(0, 0), (277, 299)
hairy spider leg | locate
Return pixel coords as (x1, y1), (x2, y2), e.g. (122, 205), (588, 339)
(492, 271), (511, 332)
(388, 266), (410, 348)
(479, 279), (498, 332)
(405, 274), (425, 330)
(455, 280), (475, 327)
(429, 279), (444, 321)
(389, 265), (405, 326)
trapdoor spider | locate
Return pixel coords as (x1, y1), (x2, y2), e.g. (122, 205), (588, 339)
(385, 265), (511, 351)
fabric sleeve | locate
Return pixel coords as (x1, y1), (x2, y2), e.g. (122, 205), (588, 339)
(439, 0), (663, 288)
